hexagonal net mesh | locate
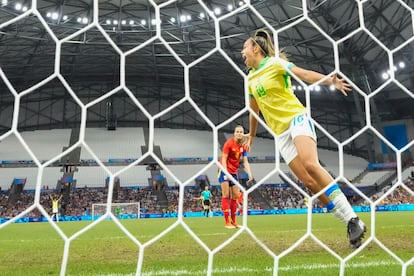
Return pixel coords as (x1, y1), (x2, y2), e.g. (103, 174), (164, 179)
(0, 0), (413, 275)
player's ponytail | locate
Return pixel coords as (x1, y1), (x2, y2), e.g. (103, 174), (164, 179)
(252, 29), (288, 61)
(253, 29), (275, 57)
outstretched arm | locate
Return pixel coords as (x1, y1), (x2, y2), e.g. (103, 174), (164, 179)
(290, 67), (351, 96)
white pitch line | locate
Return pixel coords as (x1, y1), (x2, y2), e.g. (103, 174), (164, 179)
(93, 260), (400, 276)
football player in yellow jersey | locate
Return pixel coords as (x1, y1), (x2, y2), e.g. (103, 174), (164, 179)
(50, 193), (62, 222)
(241, 29), (366, 249)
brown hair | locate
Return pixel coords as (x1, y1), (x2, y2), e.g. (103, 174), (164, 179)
(234, 124), (244, 131)
(251, 29), (288, 60)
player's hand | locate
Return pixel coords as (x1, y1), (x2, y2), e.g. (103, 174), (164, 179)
(332, 74), (351, 96)
(244, 134), (253, 151)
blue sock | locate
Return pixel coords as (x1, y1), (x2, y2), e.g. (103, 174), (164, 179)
(325, 183), (341, 199)
(325, 183), (341, 212)
(326, 201), (335, 212)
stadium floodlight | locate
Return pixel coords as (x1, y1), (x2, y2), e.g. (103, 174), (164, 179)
(51, 12), (59, 20)
(14, 2), (22, 10)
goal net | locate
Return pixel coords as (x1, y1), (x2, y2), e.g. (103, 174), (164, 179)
(91, 202), (140, 220)
(0, 0), (412, 275)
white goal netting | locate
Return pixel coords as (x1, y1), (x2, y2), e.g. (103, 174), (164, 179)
(0, 0), (413, 276)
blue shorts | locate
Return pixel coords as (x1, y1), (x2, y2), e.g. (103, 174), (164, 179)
(218, 171), (238, 187)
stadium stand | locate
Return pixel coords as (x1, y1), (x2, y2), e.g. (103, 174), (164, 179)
(162, 164), (214, 186)
(354, 170), (393, 187)
(75, 165), (150, 188)
(1, 127), (384, 216)
(0, 129), (71, 162)
(318, 148), (368, 181)
(81, 127), (145, 161)
(401, 166), (414, 182)
(0, 128), (374, 192)
(249, 163), (292, 184)
(20, 129), (71, 161)
(155, 128), (215, 160)
(0, 167), (38, 190)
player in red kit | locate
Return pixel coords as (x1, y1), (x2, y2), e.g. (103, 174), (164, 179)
(236, 191), (244, 216)
(218, 125), (253, 228)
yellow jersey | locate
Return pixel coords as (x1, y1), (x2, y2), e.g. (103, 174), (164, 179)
(248, 56), (306, 134)
(52, 199), (59, 209)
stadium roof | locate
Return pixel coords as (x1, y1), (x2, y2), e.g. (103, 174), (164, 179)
(0, 0), (413, 159)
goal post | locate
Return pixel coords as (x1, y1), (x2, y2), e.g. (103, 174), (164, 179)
(91, 202), (140, 220)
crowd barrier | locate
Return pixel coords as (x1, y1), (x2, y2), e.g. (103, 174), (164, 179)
(1, 204), (413, 224)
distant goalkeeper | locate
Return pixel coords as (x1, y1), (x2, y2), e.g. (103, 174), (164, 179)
(194, 185), (212, 217)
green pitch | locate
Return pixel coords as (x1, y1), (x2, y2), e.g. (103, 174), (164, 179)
(0, 212), (413, 276)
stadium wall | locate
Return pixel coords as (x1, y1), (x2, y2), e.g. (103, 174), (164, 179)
(1, 204), (413, 224)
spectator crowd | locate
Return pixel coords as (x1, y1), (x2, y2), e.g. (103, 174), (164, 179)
(0, 177), (413, 219)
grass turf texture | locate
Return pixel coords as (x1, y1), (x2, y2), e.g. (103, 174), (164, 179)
(0, 212), (413, 276)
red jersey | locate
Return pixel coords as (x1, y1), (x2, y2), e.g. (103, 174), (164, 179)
(221, 138), (248, 174)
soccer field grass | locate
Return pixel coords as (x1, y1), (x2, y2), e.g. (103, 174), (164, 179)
(0, 212), (413, 276)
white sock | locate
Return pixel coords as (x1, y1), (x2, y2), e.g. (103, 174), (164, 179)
(331, 207), (347, 224)
(326, 184), (358, 224)
(331, 192), (357, 223)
